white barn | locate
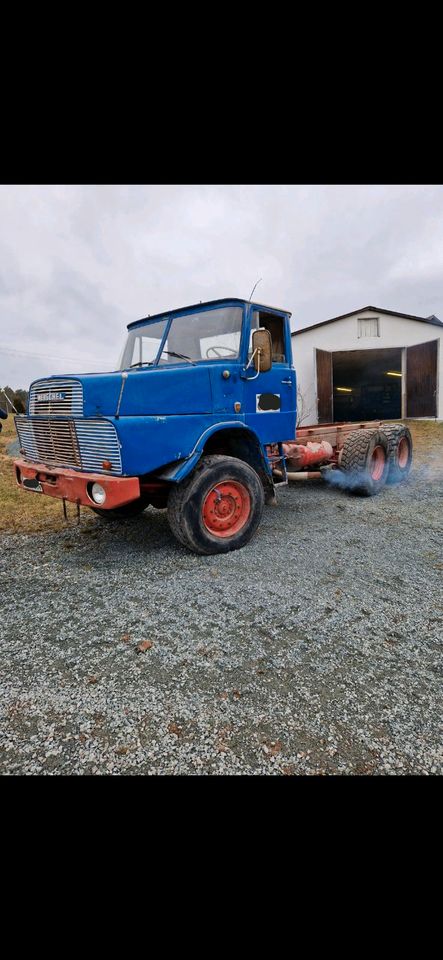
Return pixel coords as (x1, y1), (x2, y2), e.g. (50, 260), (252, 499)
(292, 306), (443, 424)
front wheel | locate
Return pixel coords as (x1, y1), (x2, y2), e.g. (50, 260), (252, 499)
(167, 455), (265, 554)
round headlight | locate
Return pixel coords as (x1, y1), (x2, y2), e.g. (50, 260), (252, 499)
(91, 483), (106, 505)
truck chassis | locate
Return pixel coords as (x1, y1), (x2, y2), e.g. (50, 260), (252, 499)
(269, 420), (412, 496)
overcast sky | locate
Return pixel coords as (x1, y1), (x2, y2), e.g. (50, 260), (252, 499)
(1, 184), (442, 389)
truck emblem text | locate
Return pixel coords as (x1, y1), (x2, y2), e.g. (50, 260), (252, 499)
(37, 392), (66, 402)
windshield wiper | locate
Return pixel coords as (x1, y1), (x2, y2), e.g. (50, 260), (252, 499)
(160, 350), (196, 365)
(130, 350), (195, 368)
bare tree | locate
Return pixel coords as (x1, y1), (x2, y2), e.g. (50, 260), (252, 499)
(296, 384), (316, 427)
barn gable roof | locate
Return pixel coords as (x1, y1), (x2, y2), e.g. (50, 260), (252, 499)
(292, 306), (443, 336)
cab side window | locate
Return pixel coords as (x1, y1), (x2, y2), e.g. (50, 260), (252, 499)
(250, 311), (287, 362)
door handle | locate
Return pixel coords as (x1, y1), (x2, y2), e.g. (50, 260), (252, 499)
(281, 379), (292, 385)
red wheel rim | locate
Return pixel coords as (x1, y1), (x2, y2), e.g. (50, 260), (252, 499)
(370, 445), (386, 481)
(202, 480), (251, 538)
(397, 437), (409, 468)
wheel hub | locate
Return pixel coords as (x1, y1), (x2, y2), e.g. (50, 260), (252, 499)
(370, 445), (386, 481)
(202, 481), (251, 537)
(397, 436), (409, 468)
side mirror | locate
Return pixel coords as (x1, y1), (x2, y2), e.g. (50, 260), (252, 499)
(252, 328), (272, 373)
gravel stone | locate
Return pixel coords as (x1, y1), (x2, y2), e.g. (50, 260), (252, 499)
(1, 465), (442, 775)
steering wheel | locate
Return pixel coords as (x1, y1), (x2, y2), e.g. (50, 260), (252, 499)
(206, 345), (238, 359)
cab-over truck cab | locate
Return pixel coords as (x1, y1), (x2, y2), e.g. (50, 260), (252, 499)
(14, 298), (296, 554)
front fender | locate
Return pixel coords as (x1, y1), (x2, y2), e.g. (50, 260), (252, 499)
(155, 422), (264, 482)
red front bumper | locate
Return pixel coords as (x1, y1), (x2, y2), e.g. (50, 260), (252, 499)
(14, 459), (140, 510)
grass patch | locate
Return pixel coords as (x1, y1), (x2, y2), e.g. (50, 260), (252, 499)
(401, 419), (443, 471)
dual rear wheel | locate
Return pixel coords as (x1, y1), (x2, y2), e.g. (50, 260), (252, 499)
(381, 423), (413, 484)
(340, 424), (412, 496)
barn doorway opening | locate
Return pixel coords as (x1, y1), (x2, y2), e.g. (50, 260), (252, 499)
(332, 348), (402, 421)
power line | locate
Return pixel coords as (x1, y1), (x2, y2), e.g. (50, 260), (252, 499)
(0, 343), (114, 365)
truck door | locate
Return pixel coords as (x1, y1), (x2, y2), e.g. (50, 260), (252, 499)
(242, 308), (296, 443)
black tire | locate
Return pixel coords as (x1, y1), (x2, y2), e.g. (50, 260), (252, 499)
(340, 429), (389, 496)
(380, 424), (413, 484)
(91, 497), (149, 520)
(167, 454), (265, 555)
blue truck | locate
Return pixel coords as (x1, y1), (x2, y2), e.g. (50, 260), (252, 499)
(14, 297), (413, 554)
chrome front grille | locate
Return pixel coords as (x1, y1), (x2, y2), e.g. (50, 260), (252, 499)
(29, 379), (83, 416)
(74, 421), (122, 473)
(15, 418), (81, 467)
(15, 417), (122, 475)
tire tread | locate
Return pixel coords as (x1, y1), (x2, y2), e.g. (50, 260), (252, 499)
(340, 429), (389, 496)
(380, 423), (412, 484)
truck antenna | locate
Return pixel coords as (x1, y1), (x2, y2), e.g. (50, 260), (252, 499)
(248, 278), (262, 303)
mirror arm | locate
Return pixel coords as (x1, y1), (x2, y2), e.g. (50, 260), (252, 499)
(243, 348), (261, 381)
(245, 346), (259, 371)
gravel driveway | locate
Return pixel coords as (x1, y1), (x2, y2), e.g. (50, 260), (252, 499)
(1, 464), (442, 775)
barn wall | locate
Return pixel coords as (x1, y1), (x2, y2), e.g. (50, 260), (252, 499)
(291, 311), (442, 424)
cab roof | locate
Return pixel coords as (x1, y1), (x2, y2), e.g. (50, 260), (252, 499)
(127, 297), (292, 330)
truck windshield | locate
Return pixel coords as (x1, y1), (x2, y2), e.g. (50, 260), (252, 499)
(120, 306), (244, 369)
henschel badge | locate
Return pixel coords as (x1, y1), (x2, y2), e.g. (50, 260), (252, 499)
(36, 392), (66, 402)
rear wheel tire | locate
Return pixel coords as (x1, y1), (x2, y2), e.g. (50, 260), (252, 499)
(340, 429), (389, 496)
(167, 454), (264, 554)
(380, 424), (413, 484)
(91, 497), (149, 520)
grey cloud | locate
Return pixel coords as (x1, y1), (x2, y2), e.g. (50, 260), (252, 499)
(1, 184), (442, 388)
(42, 262), (126, 340)
(0, 243), (31, 297)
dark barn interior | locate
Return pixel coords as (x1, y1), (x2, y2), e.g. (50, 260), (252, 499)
(332, 348), (402, 421)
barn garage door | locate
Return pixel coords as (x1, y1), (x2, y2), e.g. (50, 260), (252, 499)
(316, 349), (333, 422)
(406, 340), (438, 417)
